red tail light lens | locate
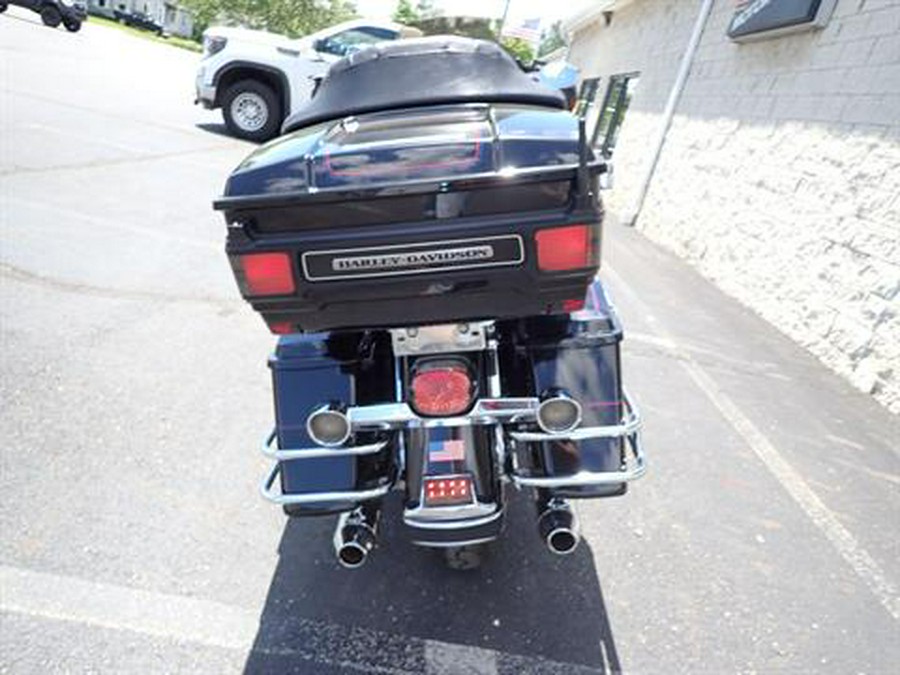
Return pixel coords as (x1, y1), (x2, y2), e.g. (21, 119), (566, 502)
(423, 474), (474, 507)
(267, 321), (294, 335)
(535, 225), (592, 272)
(410, 363), (474, 417)
(239, 253), (296, 296)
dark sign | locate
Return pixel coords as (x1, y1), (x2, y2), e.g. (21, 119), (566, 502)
(727, 0), (837, 41)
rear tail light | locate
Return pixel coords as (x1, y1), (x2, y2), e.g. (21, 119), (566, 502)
(562, 298), (585, 313)
(239, 252), (296, 296)
(423, 474), (474, 507)
(535, 225), (592, 272)
(267, 321), (294, 335)
(410, 361), (474, 417)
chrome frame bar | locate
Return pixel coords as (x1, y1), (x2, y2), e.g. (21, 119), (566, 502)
(262, 430), (388, 461)
(260, 461), (392, 505)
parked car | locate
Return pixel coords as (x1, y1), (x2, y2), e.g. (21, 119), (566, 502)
(0, 0), (87, 32)
(113, 8), (163, 35)
(195, 19), (422, 142)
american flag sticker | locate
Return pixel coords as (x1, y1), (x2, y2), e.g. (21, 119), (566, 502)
(429, 439), (466, 463)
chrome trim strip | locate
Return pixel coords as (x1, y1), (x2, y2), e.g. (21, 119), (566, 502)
(411, 536), (498, 548)
(403, 507), (504, 530)
(260, 462), (392, 505)
(347, 398), (540, 430)
(261, 430), (388, 461)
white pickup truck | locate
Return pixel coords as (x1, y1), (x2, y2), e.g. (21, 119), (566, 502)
(195, 19), (421, 142)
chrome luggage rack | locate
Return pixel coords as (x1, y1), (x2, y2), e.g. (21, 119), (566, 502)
(259, 392), (645, 506)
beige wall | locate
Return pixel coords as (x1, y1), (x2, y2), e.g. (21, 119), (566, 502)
(569, 0), (900, 413)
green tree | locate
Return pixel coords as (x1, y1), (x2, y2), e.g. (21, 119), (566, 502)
(392, 0), (418, 25)
(537, 21), (566, 58)
(500, 36), (534, 66)
(183, 0), (358, 39)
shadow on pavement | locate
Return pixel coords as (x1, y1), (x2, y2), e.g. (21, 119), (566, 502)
(244, 489), (621, 673)
(195, 122), (256, 142)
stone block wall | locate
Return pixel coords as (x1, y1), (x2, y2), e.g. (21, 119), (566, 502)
(568, 0), (900, 412)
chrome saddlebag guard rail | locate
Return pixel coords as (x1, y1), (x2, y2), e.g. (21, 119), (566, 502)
(508, 393), (646, 489)
(259, 434), (392, 506)
(258, 392), (645, 505)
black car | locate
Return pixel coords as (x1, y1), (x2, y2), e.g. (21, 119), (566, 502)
(0, 0), (86, 31)
(113, 8), (163, 35)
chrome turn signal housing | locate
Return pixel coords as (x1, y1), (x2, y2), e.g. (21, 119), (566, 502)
(536, 390), (582, 434)
(307, 403), (351, 447)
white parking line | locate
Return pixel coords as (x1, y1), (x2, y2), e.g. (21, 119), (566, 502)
(424, 640), (498, 675)
(0, 565), (590, 674)
(605, 265), (900, 621)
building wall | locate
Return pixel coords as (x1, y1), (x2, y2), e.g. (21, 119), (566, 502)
(569, 0), (900, 413)
(87, 0), (194, 38)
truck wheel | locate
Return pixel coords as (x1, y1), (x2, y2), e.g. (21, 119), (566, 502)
(41, 6), (62, 27)
(64, 19), (81, 32)
(0, 2), (8, 13)
(222, 79), (282, 143)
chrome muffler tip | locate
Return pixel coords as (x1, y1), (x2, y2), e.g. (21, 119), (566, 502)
(537, 498), (580, 556)
(333, 504), (380, 569)
(337, 540), (370, 569)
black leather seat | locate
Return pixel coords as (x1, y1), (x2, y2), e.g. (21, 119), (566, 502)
(282, 36), (566, 133)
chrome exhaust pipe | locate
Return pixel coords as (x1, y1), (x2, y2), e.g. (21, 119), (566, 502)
(333, 503), (380, 569)
(537, 497), (580, 556)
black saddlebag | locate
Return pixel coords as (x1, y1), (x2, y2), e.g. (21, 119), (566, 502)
(266, 332), (396, 516)
(214, 39), (606, 335)
(500, 284), (629, 498)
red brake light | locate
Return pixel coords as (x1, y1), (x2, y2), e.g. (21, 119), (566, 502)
(410, 363), (474, 416)
(562, 298), (585, 312)
(535, 225), (592, 272)
(239, 253), (296, 296)
(423, 475), (474, 507)
(267, 321), (294, 335)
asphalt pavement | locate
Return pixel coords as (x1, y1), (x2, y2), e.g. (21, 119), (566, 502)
(1, 9), (898, 674)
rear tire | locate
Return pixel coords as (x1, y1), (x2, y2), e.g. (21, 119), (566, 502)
(0, 2), (8, 14)
(222, 79), (282, 143)
(64, 19), (81, 32)
(443, 544), (485, 570)
(41, 6), (62, 27)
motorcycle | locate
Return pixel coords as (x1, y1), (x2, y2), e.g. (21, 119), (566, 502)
(214, 37), (646, 569)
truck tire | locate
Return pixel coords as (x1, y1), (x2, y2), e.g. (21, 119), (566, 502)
(222, 79), (282, 143)
(0, 2), (8, 13)
(64, 19), (81, 32)
(41, 6), (62, 27)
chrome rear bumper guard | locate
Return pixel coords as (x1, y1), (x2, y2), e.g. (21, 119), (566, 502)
(509, 394), (646, 488)
(258, 392), (645, 505)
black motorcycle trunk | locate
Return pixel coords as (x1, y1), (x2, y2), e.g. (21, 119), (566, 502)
(216, 102), (605, 334)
